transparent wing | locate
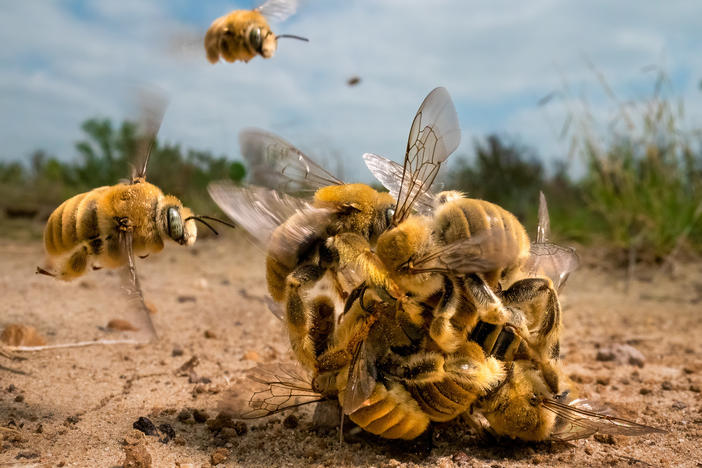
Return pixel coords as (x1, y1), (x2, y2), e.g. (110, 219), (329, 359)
(240, 128), (343, 194)
(525, 243), (580, 292)
(526, 192), (579, 291)
(411, 233), (520, 276)
(256, 0), (298, 22)
(392, 87), (461, 224)
(536, 191), (551, 244)
(543, 398), (665, 442)
(342, 339), (376, 415)
(221, 363), (326, 419)
(131, 89), (168, 182)
(363, 152), (434, 215)
(118, 229), (158, 342)
(207, 181), (312, 247)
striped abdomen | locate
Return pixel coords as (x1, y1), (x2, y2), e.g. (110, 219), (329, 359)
(433, 197), (531, 289)
(345, 382), (430, 440)
(44, 187), (109, 257)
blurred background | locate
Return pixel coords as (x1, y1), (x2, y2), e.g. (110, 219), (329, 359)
(1, 0), (701, 262)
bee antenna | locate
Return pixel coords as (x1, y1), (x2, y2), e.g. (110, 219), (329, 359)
(276, 34), (309, 42)
(185, 216), (220, 235)
(196, 215), (238, 230)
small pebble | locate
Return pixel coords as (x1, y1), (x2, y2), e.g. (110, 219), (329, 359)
(158, 423), (176, 443)
(661, 381), (673, 391)
(177, 295), (196, 303)
(133, 417), (158, 436)
(177, 409), (192, 422)
(204, 330), (217, 339)
(283, 414), (298, 429)
(211, 447), (229, 465)
(594, 433), (616, 445)
(172, 347), (184, 357)
(689, 385), (700, 393)
(640, 388), (651, 395)
(241, 350), (262, 362)
(7, 384), (16, 393)
(14, 395), (24, 403)
(193, 409), (209, 423)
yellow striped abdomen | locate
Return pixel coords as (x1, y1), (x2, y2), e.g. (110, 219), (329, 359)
(345, 382), (430, 440)
(433, 197), (531, 288)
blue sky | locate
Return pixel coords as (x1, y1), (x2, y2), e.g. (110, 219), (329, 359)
(2, 1), (701, 181)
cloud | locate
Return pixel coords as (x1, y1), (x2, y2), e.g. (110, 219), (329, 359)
(1, 0), (701, 183)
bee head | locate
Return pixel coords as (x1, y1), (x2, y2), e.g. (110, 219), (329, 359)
(160, 197), (197, 246)
(245, 22), (276, 58)
(314, 184), (394, 240)
(376, 216), (433, 274)
(481, 361), (556, 441)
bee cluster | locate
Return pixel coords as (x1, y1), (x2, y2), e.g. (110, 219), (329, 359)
(210, 87), (661, 442)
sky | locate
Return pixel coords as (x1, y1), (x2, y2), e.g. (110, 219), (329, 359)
(2, 0), (702, 182)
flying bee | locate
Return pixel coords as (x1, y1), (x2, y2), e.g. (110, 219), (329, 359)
(205, 0), (308, 64)
(37, 92), (235, 343)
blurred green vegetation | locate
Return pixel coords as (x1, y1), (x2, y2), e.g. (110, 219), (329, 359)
(447, 72), (702, 261)
(0, 118), (246, 220)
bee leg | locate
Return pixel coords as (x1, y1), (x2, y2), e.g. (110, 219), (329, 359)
(500, 277), (561, 360)
(462, 275), (516, 330)
(500, 278), (562, 393)
(284, 264), (326, 369)
(459, 412), (497, 442)
(36, 266), (56, 277)
(327, 233), (400, 298)
(428, 276), (478, 353)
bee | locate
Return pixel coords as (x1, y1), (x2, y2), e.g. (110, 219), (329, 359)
(37, 92), (235, 342)
(205, 0), (308, 64)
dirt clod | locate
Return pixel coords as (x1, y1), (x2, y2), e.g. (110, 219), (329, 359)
(596, 344), (645, 367)
(107, 319), (138, 331)
(123, 443), (152, 468)
(177, 409), (192, 422)
(15, 451), (39, 459)
(193, 409), (209, 423)
(594, 433), (616, 445)
(211, 447), (229, 465)
(158, 423), (175, 443)
(1, 324), (47, 346)
(283, 414), (298, 429)
(241, 350), (262, 362)
(133, 417), (158, 436)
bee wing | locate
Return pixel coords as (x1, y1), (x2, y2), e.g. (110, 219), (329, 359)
(207, 181), (312, 247)
(543, 397), (665, 442)
(392, 87), (461, 224)
(363, 152), (435, 215)
(221, 363), (325, 419)
(342, 339), (377, 415)
(240, 128), (343, 194)
(525, 243), (580, 292)
(411, 232), (517, 276)
(256, 0), (298, 22)
(117, 229), (158, 342)
(130, 89), (168, 182)
(526, 192), (579, 291)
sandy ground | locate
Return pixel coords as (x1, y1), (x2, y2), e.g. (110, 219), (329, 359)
(0, 230), (701, 467)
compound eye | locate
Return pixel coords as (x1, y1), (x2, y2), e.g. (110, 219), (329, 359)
(167, 206), (184, 241)
(385, 207), (395, 225)
(249, 27), (262, 52)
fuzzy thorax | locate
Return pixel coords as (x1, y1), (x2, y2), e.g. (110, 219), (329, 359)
(314, 184), (395, 242)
